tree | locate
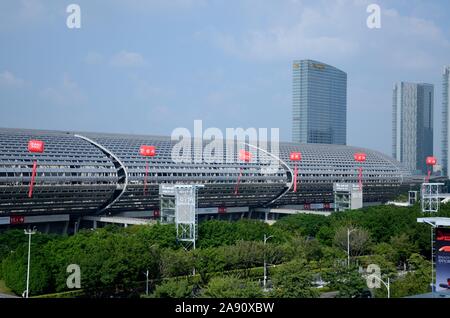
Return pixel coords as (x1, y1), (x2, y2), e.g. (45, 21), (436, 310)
(274, 214), (331, 238)
(151, 278), (197, 298)
(201, 276), (263, 298)
(1, 243), (51, 295)
(378, 254), (431, 298)
(270, 260), (319, 298)
(372, 242), (397, 264)
(333, 226), (370, 258)
(389, 234), (417, 266)
(323, 266), (368, 298)
(159, 249), (194, 278)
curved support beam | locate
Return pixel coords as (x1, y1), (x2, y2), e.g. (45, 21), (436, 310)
(242, 142), (294, 206)
(74, 134), (129, 214)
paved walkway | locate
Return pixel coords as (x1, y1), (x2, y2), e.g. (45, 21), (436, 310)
(0, 292), (19, 298)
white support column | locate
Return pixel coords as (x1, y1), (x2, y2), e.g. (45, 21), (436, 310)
(63, 221), (69, 235)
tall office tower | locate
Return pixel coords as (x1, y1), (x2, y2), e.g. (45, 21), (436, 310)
(392, 82), (434, 174)
(442, 66), (450, 178)
(292, 59), (347, 145)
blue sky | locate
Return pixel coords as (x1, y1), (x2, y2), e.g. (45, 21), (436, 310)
(0, 0), (449, 158)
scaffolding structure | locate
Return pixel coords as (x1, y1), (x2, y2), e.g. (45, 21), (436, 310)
(159, 184), (203, 249)
(408, 191), (418, 205)
(421, 183), (444, 213)
(333, 183), (363, 212)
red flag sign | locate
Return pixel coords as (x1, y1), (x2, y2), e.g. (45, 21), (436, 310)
(140, 145), (156, 157)
(354, 153), (366, 162)
(290, 152), (302, 161)
(28, 140), (44, 153)
(239, 150), (252, 162)
(426, 156), (437, 166)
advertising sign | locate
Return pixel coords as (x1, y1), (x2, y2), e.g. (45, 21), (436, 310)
(436, 227), (450, 291)
(10, 215), (25, 224)
(28, 140), (44, 153)
(175, 186), (196, 224)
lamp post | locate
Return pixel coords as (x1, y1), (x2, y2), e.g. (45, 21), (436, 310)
(144, 269), (149, 296)
(24, 227), (37, 298)
(347, 228), (356, 268)
(371, 275), (390, 298)
(263, 234), (274, 290)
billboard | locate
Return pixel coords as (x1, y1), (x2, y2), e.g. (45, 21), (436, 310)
(436, 227), (450, 291)
(175, 186), (196, 224)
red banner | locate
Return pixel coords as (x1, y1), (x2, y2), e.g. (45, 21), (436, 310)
(239, 149), (252, 162)
(234, 168), (243, 195)
(144, 161), (149, 195)
(354, 153), (366, 162)
(10, 216), (25, 224)
(426, 156), (437, 166)
(28, 140), (44, 153)
(358, 166), (363, 190)
(290, 152), (302, 161)
(28, 160), (37, 198)
(140, 145), (156, 157)
(293, 164), (298, 192)
(140, 145), (156, 195)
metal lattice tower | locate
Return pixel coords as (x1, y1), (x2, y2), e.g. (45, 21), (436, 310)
(159, 184), (203, 250)
(421, 183), (444, 213)
(174, 185), (203, 250)
(333, 183), (363, 212)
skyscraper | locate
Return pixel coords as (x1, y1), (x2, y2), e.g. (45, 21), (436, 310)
(392, 82), (434, 174)
(442, 66), (450, 178)
(292, 59), (347, 145)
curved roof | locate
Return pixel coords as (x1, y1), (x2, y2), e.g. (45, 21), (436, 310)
(0, 128), (411, 215)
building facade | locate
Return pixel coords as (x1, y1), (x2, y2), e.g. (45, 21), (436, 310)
(292, 59), (347, 145)
(392, 82), (434, 174)
(0, 128), (411, 217)
(442, 66), (450, 178)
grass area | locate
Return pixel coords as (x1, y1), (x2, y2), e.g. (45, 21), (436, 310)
(0, 280), (15, 296)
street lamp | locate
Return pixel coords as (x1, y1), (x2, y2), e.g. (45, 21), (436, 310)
(371, 275), (390, 299)
(143, 269), (149, 296)
(347, 228), (356, 268)
(263, 234), (274, 290)
(24, 227), (37, 298)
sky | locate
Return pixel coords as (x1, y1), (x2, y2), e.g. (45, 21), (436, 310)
(0, 0), (449, 158)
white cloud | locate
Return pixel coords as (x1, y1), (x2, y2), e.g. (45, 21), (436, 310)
(40, 74), (86, 106)
(0, 71), (25, 87)
(205, 0), (449, 68)
(206, 1), (364, 61)
(110, 50), (147, 67)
